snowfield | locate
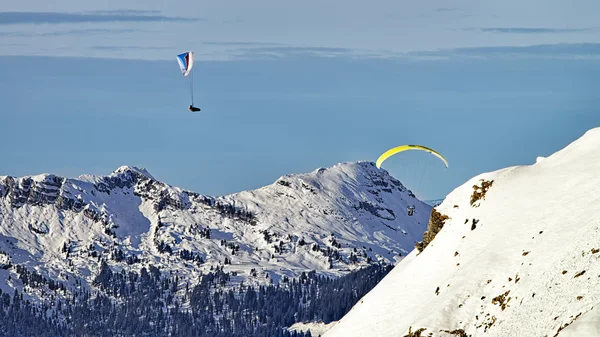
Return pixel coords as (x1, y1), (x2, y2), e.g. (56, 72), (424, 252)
(0, 160), (430, 304)
(289, 321), (338, 336)
(324, 127), (600, 337)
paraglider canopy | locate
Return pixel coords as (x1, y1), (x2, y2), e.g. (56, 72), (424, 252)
(376, 144), (448, 169)
(176, 51), (194, 76)
(375, 144), (448, 200)
(176, 51), (200, 111)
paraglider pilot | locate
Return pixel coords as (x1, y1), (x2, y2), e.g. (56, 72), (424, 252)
(188, 105), (201, 112)
(407, 205), (415, 216)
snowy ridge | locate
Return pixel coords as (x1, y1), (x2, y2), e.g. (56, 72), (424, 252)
(112, 165), (155, 180)
(424, 198), (446, 207)
(289, 321), (337, 336)
(323, 127), (600, 337)
(0, 162), (430, 304)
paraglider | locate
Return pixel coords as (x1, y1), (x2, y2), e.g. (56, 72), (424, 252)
(176, 51), (200, 112)
(375, 144), (448, 206)
(376, 144), (448, 169)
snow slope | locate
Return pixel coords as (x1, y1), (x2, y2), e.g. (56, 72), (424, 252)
(289, 321), (337, 336)
(0, 161), (430, 302)
(324, 127), (600, 337)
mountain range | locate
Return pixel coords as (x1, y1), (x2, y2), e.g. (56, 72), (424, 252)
(0, 160), (430, 305)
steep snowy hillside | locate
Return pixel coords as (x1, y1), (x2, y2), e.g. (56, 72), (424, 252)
(0, 161), (429, 302)
(324, 127), (600, 337)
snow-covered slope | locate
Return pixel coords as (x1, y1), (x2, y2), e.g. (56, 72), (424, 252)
(0, 161), (429, 302)
(289, 321), (337, 336)
(324, 127), (600, 337)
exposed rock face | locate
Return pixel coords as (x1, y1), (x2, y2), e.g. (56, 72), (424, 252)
(2, 175), (64, 208)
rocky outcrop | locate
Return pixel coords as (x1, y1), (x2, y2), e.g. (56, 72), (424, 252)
(1, 175), (66, 208)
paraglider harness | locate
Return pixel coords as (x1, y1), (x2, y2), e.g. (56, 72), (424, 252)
(188, 105), (201, 112)
(407, 205), (415, 216)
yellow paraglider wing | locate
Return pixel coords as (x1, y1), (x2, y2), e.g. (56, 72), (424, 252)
(376, 144), (448, 169)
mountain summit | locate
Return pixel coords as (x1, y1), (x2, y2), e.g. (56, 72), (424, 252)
(324, 128), (600, 337)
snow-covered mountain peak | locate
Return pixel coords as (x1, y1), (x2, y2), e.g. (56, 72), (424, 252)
(272, 160), (414, 199)
(532, 126), (599, 170)
(111, 165), (156, 181)
(324, 127), (600, 337)
(284, 161), (379, 179)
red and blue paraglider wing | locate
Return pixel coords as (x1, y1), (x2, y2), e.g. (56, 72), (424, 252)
(176, 51), (194, 77)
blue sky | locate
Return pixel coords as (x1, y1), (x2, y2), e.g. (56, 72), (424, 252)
(1, 1), (600, 200)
